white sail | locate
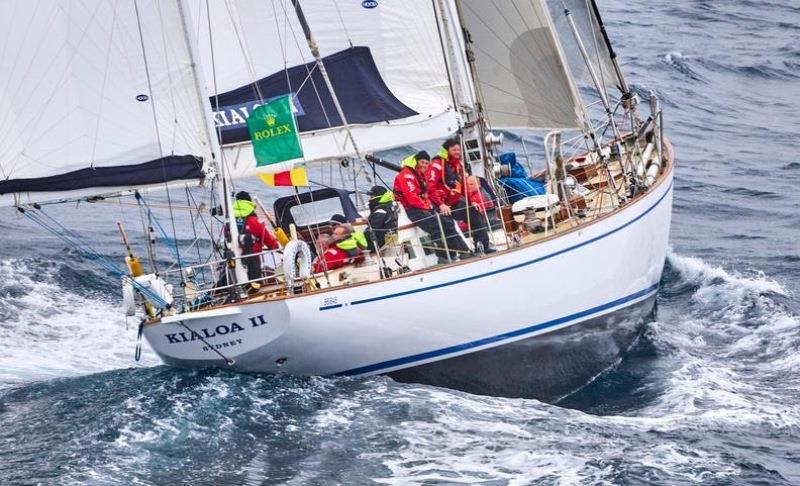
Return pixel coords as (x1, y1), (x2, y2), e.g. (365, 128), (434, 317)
(0, 0), (214, 207)
(457, 0), (585, 130)
(189, 0), (462, 178)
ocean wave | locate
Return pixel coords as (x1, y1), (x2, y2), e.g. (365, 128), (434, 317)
(640, 253), (799, 431)
(37, 372), (761, 485)
(660, 52), (709, 83)
(719, 187), (782, 199)
(699, 58), (800, 81)
(0, 258), (157, 387)
(2, 251), (798, 485)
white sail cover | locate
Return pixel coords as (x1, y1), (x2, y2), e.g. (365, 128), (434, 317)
(0, 0), (213, 206)
(189, 0), (462, 178)
(458, 0), (585, 130)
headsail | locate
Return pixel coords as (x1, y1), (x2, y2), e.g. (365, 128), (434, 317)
(456, 0), (585, 130)
(0, 0), (215, 207)
(190, 0), (462, 178)
(546, 0), (620, 92)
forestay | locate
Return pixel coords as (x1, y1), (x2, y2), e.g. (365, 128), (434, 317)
(546, 0), (620, 92)
(457, 0), (585, 130)
(189, 0), (462, 179)
(0, 0), (214, 207)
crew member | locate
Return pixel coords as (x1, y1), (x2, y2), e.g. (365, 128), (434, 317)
(313, 235), (346, 273)
(466, 175), (501, 230)
(393, 150), (468, 262)
(233, 191), (279, 283)
(332, 223), (368, 259)
(365, 185), (398, 251)
(312, 223), (367, 273)
(427, 138), (493, 253)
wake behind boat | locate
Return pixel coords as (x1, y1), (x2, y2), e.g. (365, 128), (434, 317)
(0, 0), (673, 401)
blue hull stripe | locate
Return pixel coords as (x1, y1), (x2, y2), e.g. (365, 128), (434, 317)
(319, 303), (343, 311)
(337, 283), (660, 376)
(343, 181), (673, 309)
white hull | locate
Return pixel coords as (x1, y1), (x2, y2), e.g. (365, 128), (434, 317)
(144, 167), (673, 399)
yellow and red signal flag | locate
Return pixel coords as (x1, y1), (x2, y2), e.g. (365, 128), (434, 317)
(258, 166), (309, 187)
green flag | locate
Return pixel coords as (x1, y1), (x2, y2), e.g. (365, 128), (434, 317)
(247, 95), (303, 167)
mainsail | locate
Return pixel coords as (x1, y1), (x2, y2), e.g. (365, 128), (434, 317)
(0, 0), (616, 205)
(0, 0), (215, 207)
(189, 0), (463, 179)
(456, 0), (585, 130)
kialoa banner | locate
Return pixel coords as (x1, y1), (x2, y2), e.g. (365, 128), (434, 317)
(246, 95), (304, 167)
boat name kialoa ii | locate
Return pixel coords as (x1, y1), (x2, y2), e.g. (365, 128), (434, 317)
(164, 315), (268, 345)
(213, 96), (305, 130)
(0, 0), (674, 402)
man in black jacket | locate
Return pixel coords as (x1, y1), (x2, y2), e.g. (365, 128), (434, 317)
(365, 185), (398, 251)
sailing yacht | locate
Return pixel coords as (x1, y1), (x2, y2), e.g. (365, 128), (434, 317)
(0, 0), (673, 401)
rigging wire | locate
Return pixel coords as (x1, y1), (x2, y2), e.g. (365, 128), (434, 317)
(132, 0), (185, 285)
(332, 0), (353, 48)
(223, 0), (265, 103)
(177, 320), (235, 365)
(135, 192), (159, 273)
(274, 0), (341, 154)
(21, 207), (168, 308)
(583, 0), (609, 95)
(137, 193), (186, 266)
(204, 0), (225, 254)
(185, 186), (211, 288)
(432, 0), (460, 116)
(206, 0), (244, 290)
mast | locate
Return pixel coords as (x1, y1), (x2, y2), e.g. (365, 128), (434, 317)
(435, 0), (488, 179)
(178, 0), (247, 286)
(434, 0), (475, 117)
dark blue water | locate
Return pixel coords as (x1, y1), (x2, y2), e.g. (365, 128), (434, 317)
(2, 1), (799, 484)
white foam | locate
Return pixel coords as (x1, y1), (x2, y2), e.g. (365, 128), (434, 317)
(636, 252), (800, 431)
(0, 258), (157, 386)
(362, 252), (800, 484)
(350, 384), (747, 485)
(667, 250), (787, 296)
(664, 51), (686, 62)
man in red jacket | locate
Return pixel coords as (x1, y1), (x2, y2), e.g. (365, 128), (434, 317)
(427, 138), (493, 253)
(393, 150), (467, 262)
(233, 191), (279, 282)
(312, 224), (366, 273)
(312, 233), (347, 273)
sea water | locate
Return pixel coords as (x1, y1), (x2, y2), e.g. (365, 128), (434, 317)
(2, 1), (799, 484)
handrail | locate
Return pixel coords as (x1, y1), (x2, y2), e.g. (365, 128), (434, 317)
(159, 248), (282, 279)
(153, 248), (286, 311)
(145, 128), (656, 317)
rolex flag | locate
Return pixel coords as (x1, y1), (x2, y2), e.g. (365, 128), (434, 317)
(247, 95), (304, 166)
